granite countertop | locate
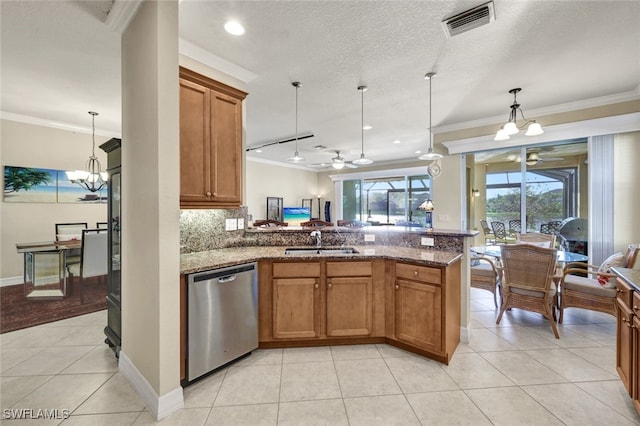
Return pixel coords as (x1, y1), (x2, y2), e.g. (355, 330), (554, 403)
(612, 267), (640, 291)
(181, 245), (463, 274)
(246, 226), (479, 238)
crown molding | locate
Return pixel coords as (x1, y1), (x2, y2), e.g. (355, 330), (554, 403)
(104, 0), (143, 33)
(0, 111), (120, 138)
(442, 111), (640, 155)
(179, 39), (257, 83)
(434, 86), (640, 135)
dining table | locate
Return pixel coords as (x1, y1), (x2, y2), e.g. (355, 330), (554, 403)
(471, 245), (589, 263)
(16, 240), (82, 298)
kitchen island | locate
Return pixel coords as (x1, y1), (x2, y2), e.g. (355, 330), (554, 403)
(180, 242), (463, 382)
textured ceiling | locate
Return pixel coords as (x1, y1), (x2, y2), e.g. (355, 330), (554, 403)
(1, 1), (639, 168)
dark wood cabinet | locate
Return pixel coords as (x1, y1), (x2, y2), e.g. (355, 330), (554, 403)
(99, 138), (122, 356)
(179, 67), (247, 208)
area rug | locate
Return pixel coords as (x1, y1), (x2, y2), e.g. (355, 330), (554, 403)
(0, 278), (107, 333)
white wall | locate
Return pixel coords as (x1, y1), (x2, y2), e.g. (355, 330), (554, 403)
(0, 119), (109, 280)
(245, 159), (320, 220)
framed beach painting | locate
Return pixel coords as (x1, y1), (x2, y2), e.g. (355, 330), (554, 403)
(3, 166), (57, 203)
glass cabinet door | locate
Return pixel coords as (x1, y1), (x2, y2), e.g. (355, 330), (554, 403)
(109, 171), (121, 302)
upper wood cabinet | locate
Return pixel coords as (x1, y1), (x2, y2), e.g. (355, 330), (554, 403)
(179, 67), (247, 208)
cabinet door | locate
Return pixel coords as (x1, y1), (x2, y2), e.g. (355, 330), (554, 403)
(633, 313), (640, 410)
(210, 90), (242, 205)
(326, 277), (373, 337)
(273, 278), (321, 339)
(617, 297), (633, 395)
(395, 279), (442, 352)
(179, 78), (212, 204)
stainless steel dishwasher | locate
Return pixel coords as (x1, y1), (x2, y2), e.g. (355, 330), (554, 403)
(187, 262), (258, 382)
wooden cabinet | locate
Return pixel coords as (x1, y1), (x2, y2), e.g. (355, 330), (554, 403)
(259, 259), (382, 343)
(388, 261), (460, 364)
(179, 67), (247, 208)
(272, 262), (321, 339)
(616, 279), (635, 395)
(326, 262), (373, 337)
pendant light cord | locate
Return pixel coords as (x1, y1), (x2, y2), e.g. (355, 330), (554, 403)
(361, 87), (364, 153)
(428, 76), (433, 151)
(295, 84), (298, 151)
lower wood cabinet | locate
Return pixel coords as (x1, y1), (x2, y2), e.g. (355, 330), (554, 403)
(258, 257), (460, 364)
(615, 279), (640, 415)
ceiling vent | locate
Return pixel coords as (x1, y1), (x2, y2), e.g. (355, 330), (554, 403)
(442, 1), (495, 38)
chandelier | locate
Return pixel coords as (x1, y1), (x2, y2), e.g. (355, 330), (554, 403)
(494, 88), (544, 141)
(65, 111), (108, 192)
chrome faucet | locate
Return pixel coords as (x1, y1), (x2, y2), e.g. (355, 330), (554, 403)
(310, 230), (322, 248)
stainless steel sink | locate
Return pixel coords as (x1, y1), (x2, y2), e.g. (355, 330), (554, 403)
(284, 247), (359, 255)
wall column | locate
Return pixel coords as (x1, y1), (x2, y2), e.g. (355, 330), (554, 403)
(120, 0), (182, 420)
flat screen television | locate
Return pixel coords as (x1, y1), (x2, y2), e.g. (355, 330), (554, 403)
(283, 207), (311, 226)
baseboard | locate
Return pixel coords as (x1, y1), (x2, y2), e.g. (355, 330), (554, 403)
(1, 276), (23, 288)
(119, 351), (184, 421)
(460, 325), (471, 344)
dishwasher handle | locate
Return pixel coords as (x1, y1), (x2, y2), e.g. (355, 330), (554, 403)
(218, 275), (237, 283)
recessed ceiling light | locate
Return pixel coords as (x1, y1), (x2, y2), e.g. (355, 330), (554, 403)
(363, 125), (372, 130)
(392, 140), (401, 144)
(415, 150), (422, 154)
(313, 145), (327, 150)
(255, 149), (262, 153)
(224, 21), (245, 35)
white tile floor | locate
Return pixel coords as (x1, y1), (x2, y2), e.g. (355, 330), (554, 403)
(2, 288), (639, 425)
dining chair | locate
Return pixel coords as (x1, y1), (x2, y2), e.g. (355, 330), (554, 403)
(470, 255), (502, 308)
(559, 244), (639, 322)
(497, 244), (560, 338)
(516, 232), (556, 248)
(253, 219), (288, 227)
(480, 220), (495, 244)
(491, 221), (508, 244)
(96, 221), (109, 229)
(508, 219), (521, 237)
(300, 219), (334, 227)
(55, 222), (88, 241)
(67, 229), (108, 303)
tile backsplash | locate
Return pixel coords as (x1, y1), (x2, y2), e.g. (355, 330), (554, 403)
(180, 207), (247, 253)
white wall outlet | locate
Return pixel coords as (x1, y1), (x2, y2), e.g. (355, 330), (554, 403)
(439, 214), (450, 222)
(237, 218), (245, 229)
(421, 237), (434, 246)
(364, 234), (375, 242)
(225, 218), (237, 231)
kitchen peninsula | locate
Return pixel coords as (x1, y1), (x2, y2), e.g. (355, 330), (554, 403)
(179, 225), (477, 382)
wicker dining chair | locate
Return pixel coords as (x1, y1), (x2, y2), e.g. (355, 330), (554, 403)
(559, 244), (639, 322)
(470, 255), (502, 308)
(480, 220), (495, 244)
(300, 219), (334, 227)
(497, 244), (559, 338)
(491, 221), (508, 244)
(516, 232), (556, 248)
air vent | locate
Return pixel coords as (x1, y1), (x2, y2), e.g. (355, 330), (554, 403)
(442, 1), (495, 38)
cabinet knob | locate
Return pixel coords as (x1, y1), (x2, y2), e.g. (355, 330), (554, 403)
(206, 192), (212, 197)
(414, 271), (418, 276)
(395, 284), (399, 290)
(213, 192), (218, 197)
(328, 283), (332, 288)
(314, 284), (319, 289)
(634, 306), (639, 311)
(617, 289), (624, 293)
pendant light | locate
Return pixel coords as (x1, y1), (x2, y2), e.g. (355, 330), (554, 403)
(352, 85), (373, 165)
(65, 111), (108, 192)
(418, 72), (443, 161)
(494, 88), (544, 141)
(288, 81), (305, 162)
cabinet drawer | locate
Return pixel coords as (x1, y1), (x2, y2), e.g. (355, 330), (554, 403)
(273, 262), (320, 278)
(327, 261), (372, 277)
(617, 279), (634, 310)
(395, 262), (441, 284)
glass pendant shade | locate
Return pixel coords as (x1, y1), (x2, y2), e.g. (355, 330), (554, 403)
(332, 160), (345, 169)
(503, 121), (519, 135)
(494, 127), (510, 141)
(352, 85), (373, 165)
(525, 121), (544, 136)
(288, 82), (305, 162)
(418, 72), (443, 161)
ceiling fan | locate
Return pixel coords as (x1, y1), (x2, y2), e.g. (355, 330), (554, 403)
(309, 150), (359, 169)
(507, 150), (565, 166)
